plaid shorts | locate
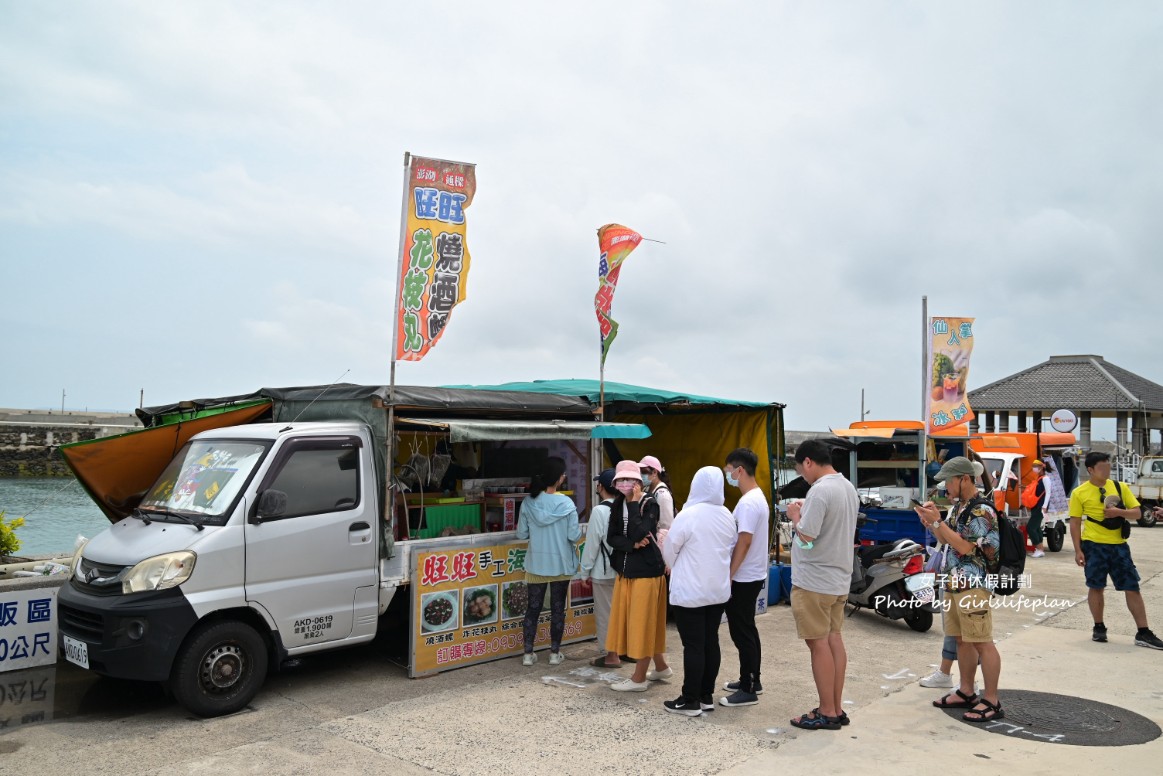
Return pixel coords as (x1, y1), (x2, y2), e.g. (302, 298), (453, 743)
(1082, 540), (1140, 592)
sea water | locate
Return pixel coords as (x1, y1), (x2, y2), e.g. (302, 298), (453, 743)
(0, 478), (110, 556)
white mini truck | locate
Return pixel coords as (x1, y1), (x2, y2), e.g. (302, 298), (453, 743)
(58, 422), (390, 717)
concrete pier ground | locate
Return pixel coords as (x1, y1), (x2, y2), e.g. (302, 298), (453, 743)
(3, 528), (1161, 774)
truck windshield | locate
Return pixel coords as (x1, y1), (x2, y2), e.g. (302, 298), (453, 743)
(140, 440), (268, 524)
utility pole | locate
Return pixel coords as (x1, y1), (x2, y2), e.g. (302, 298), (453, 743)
(61, 389), (66, 413)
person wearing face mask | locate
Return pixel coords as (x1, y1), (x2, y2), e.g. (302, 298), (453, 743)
(915, 456), (1004, 723)
(639, 455), (675, 531)
(605, 459), (670, 691)
(720, 447), (770, 707)
(581, 468), (621, 668)
(1026, 459), (1051, 559)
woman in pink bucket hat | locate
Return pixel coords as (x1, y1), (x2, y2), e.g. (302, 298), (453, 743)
(605, 459), (670, 691)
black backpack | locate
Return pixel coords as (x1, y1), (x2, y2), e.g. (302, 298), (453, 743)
(958, 497), (1025, 597)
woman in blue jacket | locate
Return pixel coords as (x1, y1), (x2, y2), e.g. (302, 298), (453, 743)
(516, 456), (581, 666)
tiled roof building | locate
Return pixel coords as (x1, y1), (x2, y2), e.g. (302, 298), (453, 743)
(968, 355), (1163, 453)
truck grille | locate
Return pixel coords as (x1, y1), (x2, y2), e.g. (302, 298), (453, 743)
(71, 558), (129, 596)
(58, 602), (104, 639)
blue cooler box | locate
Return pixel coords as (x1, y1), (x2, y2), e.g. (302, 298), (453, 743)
(767, 564), (792, 604)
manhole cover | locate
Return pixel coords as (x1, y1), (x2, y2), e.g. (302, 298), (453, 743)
(940, 689), (1161, 746)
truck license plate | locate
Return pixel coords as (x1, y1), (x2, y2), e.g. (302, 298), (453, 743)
(63, 634), (89, 669)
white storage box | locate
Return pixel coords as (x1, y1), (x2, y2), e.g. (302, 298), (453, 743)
(879, 487), (917, 510)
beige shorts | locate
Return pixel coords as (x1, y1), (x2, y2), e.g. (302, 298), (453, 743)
(944, 587), (993, 643)
(791, 586), (847, 640)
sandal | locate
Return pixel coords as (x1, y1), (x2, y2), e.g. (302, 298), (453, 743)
(590, 656), (622, 668)
(814, 707), (850, 726)
(790, 710), (842, 730)
(932, 688), (980, 709)
(963, 698), (1004, 722)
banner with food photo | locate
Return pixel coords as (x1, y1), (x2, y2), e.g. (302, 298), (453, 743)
(410, 540), (596, 677)
(594, 223), (643, 366)
(926, 316), (976, 433)
(395, 155), (477, 362)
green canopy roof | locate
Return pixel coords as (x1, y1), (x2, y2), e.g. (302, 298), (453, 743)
(447, 379), (781, 409)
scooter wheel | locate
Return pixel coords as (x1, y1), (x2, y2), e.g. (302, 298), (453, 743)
(905, 609), (933, 633)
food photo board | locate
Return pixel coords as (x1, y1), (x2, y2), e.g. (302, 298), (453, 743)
(410, 539), (596, 676)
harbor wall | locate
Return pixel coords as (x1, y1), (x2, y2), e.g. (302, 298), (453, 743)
(0, 409), (140, 477)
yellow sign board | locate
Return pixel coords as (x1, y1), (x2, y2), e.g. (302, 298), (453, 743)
(410, 539), (595, 677)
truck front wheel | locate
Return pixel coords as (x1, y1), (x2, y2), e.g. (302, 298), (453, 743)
(169, 620), (269, 717)
(1140, 506), (1159, 528)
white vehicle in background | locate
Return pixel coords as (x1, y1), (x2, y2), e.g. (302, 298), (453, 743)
(1126, 456), (1163, 527)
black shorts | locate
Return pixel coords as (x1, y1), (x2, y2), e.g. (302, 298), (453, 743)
(1082, 540), (1140, 592)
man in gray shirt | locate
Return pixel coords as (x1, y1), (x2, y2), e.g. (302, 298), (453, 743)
(786, 439), (859, 731)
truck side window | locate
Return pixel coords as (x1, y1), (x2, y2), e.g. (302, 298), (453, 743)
(264, 445), (360, 519)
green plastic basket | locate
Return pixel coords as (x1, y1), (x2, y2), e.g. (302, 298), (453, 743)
(414, 503), (481, 539)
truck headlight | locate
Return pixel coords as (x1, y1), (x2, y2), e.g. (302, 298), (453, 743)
(122, 551), (196, 593)
(70, 538), (90, 578)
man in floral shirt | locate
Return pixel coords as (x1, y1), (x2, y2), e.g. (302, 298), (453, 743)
(915, 457), (1003, 722)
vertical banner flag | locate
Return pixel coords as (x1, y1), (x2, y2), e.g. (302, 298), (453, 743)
(926, 316), (976, 433)
(395, 156), (477, 361)
(594, 224), (643, 365)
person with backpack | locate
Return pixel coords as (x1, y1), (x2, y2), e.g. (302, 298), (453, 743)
(581, 468), (621, 668)
(1068, 451), (1163, 650)
(915, 456), (1004, 723)
(1021, 459), (1052, 558)
(605, 459), (671, 690)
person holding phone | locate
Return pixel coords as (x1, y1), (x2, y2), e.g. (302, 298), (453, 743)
(605, 459), (670, 691)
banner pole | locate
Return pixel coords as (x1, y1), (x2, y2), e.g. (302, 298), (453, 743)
(389, 151), (411, 538)
(921, 295), (929, 502)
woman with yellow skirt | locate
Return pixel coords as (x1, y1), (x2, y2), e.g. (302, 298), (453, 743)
(605, 459), (670, 691)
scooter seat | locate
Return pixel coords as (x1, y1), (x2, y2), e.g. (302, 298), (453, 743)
(858, 539), (913, 568)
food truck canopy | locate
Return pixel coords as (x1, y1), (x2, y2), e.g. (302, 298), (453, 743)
(396, 417), (651, 443)
(450, 379), (784, 511)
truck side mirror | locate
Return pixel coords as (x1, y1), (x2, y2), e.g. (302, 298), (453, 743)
(254, 489), (288, 522)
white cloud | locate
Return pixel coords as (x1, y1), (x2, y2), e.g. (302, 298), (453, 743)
(3, 1), (1163, 432)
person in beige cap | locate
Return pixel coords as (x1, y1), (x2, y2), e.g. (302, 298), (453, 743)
(638, 455), (675, 530)
(915, 456), (1004, 723)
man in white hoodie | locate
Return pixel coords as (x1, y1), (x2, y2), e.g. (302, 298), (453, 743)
(661, 466), (738, 716)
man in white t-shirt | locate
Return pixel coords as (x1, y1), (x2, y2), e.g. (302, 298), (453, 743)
(787, 439), (859, 731)
(720, 447), (770, 707)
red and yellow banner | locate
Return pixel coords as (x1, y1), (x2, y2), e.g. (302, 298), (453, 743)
(410, 540), (595, 677)
(926, 316), (976, 433)
(594, 224), (642, 366)
(395, 156), (477, 361)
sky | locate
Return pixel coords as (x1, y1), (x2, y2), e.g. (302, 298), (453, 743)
(2, 1), (1162, 435)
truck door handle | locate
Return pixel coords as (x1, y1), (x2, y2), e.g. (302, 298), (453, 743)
(349, 522), (370, 531)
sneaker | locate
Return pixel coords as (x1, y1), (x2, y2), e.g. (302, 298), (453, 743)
(521, 652), (537, 666)
(919, 670), (954, 688)
(663, 695), (703, 717)
(611, 679), (650, 692)
(548, 651), (565, 666)
(700, 695), (715, 712)
(645, 666), (673, 681)
(722, 679), (764, 695)
(1135, 629), (1163, 650)
(1093, 625), (1108, 643)
(1031, 548), (1045, 558)
(718, 690), (759, 707)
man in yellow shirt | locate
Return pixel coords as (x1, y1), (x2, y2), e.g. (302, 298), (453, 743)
(1068, 451), (1163, 649)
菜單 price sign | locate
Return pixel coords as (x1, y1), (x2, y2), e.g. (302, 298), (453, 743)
(409, 539), (595, 677)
